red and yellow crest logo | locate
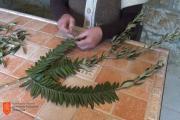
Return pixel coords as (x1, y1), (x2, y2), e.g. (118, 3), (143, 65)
(2, 101), (11, 115)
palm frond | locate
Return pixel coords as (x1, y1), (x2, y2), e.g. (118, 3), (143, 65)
(20, 76), (119, 108)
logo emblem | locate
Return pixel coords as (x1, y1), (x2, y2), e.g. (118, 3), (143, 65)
(2, 101), (11, 115)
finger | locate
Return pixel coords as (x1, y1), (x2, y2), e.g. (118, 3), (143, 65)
(76, 38), (89, 46)
(75, 31), (88, 40)
(78, 45), (89, 50)
(69, 19), (75, 32)
(60, 26), (69, 33)
(59, 22), (69, 33)
(76, 41), (89, 50)
(57, 20), (64, 29)
(58, 20), (69, 32)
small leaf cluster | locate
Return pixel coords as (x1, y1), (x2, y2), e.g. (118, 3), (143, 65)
(0, 22), (28, 66)
(111, 30), (180, 60)
(111, 12), (144, 51)
(119, 61), (164, 89)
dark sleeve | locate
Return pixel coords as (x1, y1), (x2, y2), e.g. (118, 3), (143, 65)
(50, 0), (69, 20)
(100, 4), (143, 40)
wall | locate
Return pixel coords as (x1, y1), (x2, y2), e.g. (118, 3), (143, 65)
(141, 0), (180, 64)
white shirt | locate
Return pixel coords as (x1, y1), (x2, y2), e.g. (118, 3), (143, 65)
(121, 0), (148, 9)
(84, 0), (98, 28)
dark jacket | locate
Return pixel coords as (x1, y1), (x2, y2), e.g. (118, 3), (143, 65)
(50, 0), (143, 40)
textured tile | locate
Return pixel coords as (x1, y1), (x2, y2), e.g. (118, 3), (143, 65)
(127, 59), (152, 75)
(0, 85), (22, 100)
(24, 20), (47, 31)
(1, 111), (34, 120)
(103, 59), (129, 71)
(0, 13), (18, 23)
(96, 66), (137, 84)
(27, 30), (53, 45)
(0, 73), (8, 81)
(0, 84), (44, 119)
(40, 24), (59, 35)
(145, 93), (162, 120)
(23, 97), (45, 116)
(63, 76), (95, 87)
(0, 55), (25, 75)
(44, 37), (63, 49)
(152, 75), (164, 89)
(13, 61), (34, 78)
(121, 80), (153, 101)
(72, 108), (115, 120)
(15, 41), (40, 60)
(28, 47), (50, 62)
(37, 102), (77, 120)
(69, 46), (107, 60)
(112, 93), (147, 120)
(137, 50), (160, 64)
(0, 73), (16, 86)
(95, 103), (114, 113)
(12, 16), (32, 26)
(17, 90), (45, 116)
(0, 12), (7, 19)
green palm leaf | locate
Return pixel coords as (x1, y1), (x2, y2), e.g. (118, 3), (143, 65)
(20, 76), (119, 109)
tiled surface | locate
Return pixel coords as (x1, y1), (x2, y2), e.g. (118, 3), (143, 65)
(13, 16), (32, 26)
(0, 10), (169, 120)
(23, 20), (47, 31)
(112, 93), (147, 120)
(40, 24), (59, 35)
(44, 37), (63, 49)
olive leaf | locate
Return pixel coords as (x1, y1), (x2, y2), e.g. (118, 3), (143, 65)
(0, 23), (28, 66)
(119, 80), (135, 89)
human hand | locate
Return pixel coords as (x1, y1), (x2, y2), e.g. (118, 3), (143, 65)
(75, 27), (103, 50)
(57, 14), (75, 33)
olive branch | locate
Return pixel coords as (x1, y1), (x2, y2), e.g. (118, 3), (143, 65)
(111, 12), (144, 51)
(20, 39), (164, 108)
(0, 22), (28, 67)
(111, 29), (180, 60)
(18, 12), (180, 108)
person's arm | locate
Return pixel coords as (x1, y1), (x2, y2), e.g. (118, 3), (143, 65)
(100, 4), (142, 40)
(50, 0), (69, 20)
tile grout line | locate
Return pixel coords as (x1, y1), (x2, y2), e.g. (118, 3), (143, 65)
(19, 18), (33, 27)
(20, 26), (54, 47)
(119, 90), (148, 102)
(94, 108), (125, 120)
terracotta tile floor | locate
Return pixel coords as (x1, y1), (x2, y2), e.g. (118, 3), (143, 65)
(0, 10), (169, 120)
